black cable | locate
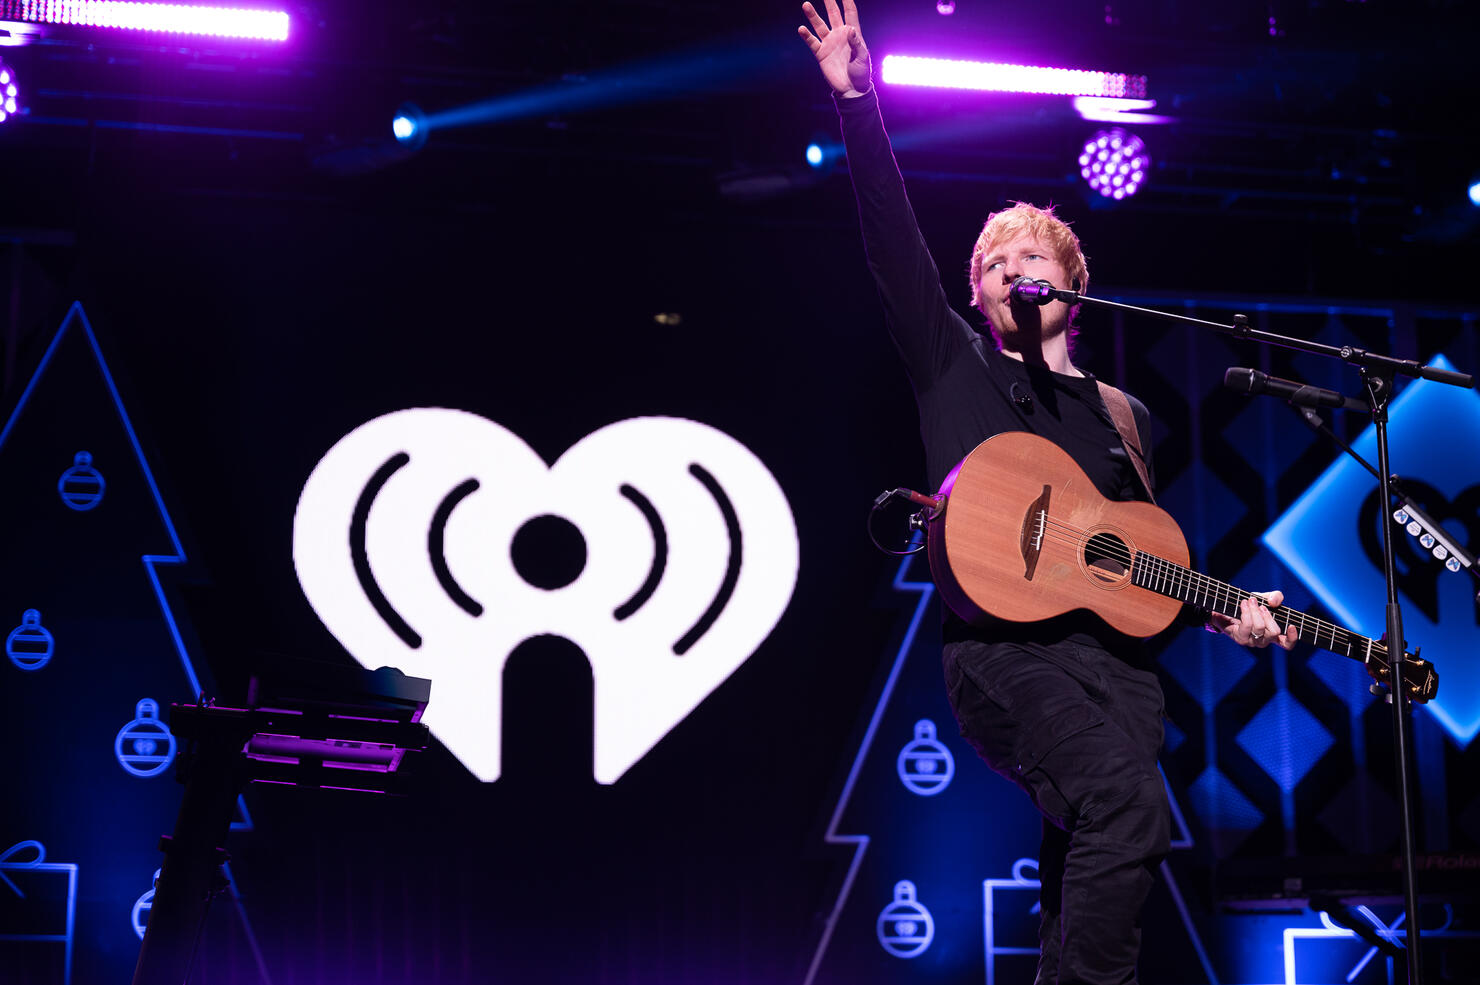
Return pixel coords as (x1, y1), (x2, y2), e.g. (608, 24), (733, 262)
(866, 488), (930, 556)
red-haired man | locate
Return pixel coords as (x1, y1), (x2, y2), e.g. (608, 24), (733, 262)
(800, 3), (1295, 981)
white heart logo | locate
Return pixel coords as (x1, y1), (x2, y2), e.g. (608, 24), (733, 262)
(293, 410), (799, 783)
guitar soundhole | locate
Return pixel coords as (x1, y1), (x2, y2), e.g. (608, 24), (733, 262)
(1083, 531), (1130, 587)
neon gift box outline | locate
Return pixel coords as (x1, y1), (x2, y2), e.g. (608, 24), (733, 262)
(0, 840), (78, 985)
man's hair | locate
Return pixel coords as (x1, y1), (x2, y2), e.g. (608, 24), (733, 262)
(967, 201), (1089, 343)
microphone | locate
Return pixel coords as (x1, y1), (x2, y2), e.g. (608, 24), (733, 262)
(1009, 276), (1078, 306)
(1223, 368), (1371, 414)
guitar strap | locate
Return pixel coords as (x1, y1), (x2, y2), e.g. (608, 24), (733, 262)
(1096, 381), (1156, 504)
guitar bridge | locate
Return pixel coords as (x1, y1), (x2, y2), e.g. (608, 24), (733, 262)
(1020, 484), (1050, 581)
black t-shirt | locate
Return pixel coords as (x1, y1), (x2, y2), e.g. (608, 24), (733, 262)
(837, 88), (1155, 662)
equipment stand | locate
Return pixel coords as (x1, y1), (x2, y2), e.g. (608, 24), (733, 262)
(1050, 285), (1477, 984)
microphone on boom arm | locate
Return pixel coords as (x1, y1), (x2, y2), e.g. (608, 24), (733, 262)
(1223, 367), (1371, 414)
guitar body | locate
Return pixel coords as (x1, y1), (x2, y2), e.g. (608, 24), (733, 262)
(923, 431), (1440, 703)
(927, 431), (1191, 638)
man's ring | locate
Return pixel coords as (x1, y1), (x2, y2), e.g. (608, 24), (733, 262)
(1251, 631), (1264, 643)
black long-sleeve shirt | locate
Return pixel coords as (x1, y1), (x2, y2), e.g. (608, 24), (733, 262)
(836, 87), (1155, 661)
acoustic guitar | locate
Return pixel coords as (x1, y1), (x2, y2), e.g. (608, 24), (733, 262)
(924, 430), (1437, 702)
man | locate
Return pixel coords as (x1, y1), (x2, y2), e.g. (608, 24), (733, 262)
(797, 3), (1297, 982)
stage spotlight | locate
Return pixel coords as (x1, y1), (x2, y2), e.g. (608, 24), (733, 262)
(805, 143), (824, 168)
(1079, 128), (1148, 201)
(936, 0), (956, 14)
(391, 102), (428, 149)
(0, 58), (17, 124)
(312, 103), (427, 175)
(1468, 177), (1480, 207)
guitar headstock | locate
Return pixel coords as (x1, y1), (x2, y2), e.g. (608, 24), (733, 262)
(1364, 648), (1439, 704)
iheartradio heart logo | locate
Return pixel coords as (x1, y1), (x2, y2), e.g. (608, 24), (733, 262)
(292, 410), (799, 783)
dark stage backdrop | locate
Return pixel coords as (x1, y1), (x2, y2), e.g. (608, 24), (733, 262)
(2, 123), (1479, 985)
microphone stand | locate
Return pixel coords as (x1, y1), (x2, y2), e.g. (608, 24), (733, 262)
(1051, 287), (1476, 985)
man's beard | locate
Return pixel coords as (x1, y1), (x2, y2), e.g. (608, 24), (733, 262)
(994, 304), (1065, 351)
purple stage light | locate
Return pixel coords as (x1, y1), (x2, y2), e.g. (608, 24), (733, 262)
(880, 54), (1146, 98)
(3, 0), (289, 40)
(1079, 128), (1149, 201)
(0, 59), (16, 123)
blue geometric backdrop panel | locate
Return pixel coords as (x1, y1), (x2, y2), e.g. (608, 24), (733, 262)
(1264, 354), (1480, 746)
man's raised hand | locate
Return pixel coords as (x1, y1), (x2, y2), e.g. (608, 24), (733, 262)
(798, 0), (872, 98)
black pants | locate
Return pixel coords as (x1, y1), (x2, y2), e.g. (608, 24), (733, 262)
(944, 638), (1170, 985)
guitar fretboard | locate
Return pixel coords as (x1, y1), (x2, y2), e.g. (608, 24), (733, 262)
(1129, 551), (1386, 662)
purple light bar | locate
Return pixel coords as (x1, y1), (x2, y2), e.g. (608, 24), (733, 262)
(881, 54), (1146, 98)
(8, 0), (289, 40)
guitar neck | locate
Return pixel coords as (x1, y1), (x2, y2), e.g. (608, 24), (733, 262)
(1129, 551), (1387, 664)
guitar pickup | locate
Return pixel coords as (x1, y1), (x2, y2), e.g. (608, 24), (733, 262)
(1020, 484), (1050, 580)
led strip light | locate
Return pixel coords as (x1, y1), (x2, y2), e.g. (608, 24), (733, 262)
(3, 0), (288, 40)
(881, 54), (1145, 98)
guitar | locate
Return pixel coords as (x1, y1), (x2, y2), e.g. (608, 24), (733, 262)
(924, 431), (1438, 702)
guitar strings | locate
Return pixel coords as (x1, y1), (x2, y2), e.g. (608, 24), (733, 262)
(1037, 534), (1367, 651)
(1027, 513), (1383, 654)
(1035, 521), (1379, 654)
(1004, 535), (1410, 688)
(1032, 518), (1280, 615)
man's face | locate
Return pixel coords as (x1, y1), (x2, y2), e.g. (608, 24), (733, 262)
(978, 231), (1072, 348)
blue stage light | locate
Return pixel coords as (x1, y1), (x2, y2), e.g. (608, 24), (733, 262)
(421, 41), (771, 133)
(388, 102), (428, 153)
(312, 104), (426, 175)
(1468, 178), (1480, 207)
(805, 143), (824, 168)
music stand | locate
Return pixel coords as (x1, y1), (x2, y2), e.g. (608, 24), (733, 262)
(130, 655), (431, 985)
